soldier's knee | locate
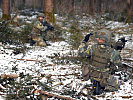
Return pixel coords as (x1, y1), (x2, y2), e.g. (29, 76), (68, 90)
(104, 75), (120, 92)
(36, 41), (46, 47)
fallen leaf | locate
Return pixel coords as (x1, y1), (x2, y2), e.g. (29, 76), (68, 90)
(121, 83), (125, 85)
(112, 92), (115, 95)
(120, 96), (132, 98)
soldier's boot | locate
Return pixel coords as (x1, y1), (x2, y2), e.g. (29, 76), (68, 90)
(29, 39), (36, 46)
(92, 80), (104, 95)
(43, 37), (51, 46)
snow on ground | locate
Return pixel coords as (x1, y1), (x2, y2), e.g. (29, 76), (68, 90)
(0, 9), (133, 99)
(0, 40), (133, 100)
(106, 21), (130, 29)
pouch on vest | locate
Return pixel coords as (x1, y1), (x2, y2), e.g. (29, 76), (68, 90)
(82, 65), (90, 81)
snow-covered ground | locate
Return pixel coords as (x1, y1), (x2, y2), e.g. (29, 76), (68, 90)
(0, 9), (133, 99)
(0, 40), (133, 100)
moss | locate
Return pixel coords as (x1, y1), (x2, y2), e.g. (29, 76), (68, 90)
(1, 14), (11, 20)
(44, 10), (55, 25)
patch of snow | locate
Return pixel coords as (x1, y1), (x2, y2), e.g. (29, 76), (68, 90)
(106, 21), (129, 29)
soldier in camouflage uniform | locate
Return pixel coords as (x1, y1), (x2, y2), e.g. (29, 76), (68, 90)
(78, 29), (122, 95)
(30, 13), (54, 46)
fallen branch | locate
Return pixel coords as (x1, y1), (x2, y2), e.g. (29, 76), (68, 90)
(123, 59), (133, 64)
(120, 95), (132, 98)
(16, 59), (45, 62)
(113, 25), (133, 32)
(17, 59), (55, 67)
(34, 90), (76, 100)
(52, 73), (80, 77)
(1, 74), (18, 79)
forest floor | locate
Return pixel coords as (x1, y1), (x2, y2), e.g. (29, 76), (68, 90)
(0, 9), (133, 100)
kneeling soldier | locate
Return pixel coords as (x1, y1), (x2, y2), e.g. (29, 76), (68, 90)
(30, 13), (54, 46)
(78, 29), (122, 95)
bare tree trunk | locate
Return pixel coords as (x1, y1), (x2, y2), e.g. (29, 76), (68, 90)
(22, 0), (25, 7)
(125, 0), (131, 23)
(11, 0), (15, 12)
(89, 0), (94, 16)
(68, 0), (74, 16)
(97, 0), (102, 14)
(33, 0), (35, 11)
(2, 0), (11, 20)
(44, 0), (55, 24)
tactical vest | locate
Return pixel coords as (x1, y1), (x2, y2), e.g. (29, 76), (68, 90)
(91, 44), (113, 71)
(89, 44), (114, 81)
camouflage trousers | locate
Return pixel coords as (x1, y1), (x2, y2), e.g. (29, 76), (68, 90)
(82, 66), (120, 92)
(103, 75), (120, 92)
(32, 35), (46, 47)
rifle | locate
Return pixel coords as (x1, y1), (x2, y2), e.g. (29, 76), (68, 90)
(40, 21), (54, 46)
(112, 37), (131, 51)
(41, 21), (54, 33)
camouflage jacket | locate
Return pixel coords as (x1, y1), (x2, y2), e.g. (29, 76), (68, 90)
(32, 21), (54, 36)
(78, 41), (122, 72)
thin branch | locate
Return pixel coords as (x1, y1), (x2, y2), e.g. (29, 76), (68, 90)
(38, 90), (76, 100)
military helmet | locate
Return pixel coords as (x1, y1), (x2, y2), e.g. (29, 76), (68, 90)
(37, 13), (45, 18)
(97, 29), (111, 43)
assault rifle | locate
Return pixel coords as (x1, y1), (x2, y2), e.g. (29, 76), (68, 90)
(41, 21), (54, 46)
(41, 21), (54, 33)
(112, 37), (130, 51)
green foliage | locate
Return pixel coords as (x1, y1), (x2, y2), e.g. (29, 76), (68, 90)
(19, 24), (33, 44)
(4, 74), (34, 99)
(1, 14), (11, 20)
(0, 20), (32, 45)
(47, 25), (65, 42)
(69, 25), (83, 49)
(0, 20), (17, 44)
(0, 72), (53, 100)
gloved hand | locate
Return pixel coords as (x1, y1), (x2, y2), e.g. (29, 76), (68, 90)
(113, 37), (127, 51)
(83, 33), (93, 42)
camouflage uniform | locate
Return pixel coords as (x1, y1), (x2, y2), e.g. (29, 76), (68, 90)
(30, 13), (54, 46)
(31, 21), (48, 46)
(78, 31), (122, 92)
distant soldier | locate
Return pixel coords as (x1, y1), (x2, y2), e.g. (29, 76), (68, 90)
(78, 29), (122, 95)
(30, 13), (54, 46)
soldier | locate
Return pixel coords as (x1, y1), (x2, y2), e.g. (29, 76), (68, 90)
(30, 13), (54, 46)
(78, 29), (122, 95)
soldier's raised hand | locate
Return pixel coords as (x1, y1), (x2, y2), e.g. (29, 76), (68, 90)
(83, 33), (93, 42)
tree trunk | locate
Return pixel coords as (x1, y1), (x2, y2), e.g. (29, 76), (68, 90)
(2, 0), (11, 20)
(97, 0), (102, 14)
(11, 0), (15, 12)
(68, 0), (74, 16)
(44, 0), (55, 24)
(89, 0), (94, 16)
(33, 0), (35, 11)
(22, 0), (25, 7)
(125, 0), (131, 23)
